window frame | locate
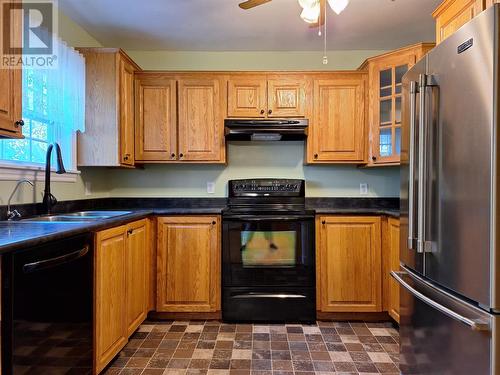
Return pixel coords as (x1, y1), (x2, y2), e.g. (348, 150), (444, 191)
(0, 133), (80, 182)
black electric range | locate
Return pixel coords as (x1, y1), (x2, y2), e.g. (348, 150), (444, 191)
(222, 179), (316, 323)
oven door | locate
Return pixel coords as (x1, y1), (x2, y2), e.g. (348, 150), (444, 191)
(222, 215), (315, 287)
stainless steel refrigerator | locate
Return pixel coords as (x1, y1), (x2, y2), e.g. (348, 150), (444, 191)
(395, 4), (500, 374)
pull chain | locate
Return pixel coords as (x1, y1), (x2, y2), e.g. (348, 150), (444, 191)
(322, 0), (328, 64)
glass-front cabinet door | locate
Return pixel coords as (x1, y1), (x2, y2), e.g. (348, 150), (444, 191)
(376, 63), (408, 162)
(363, 43), (435, 166)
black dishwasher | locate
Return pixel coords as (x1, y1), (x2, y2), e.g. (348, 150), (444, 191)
(2, 233), (93, 374)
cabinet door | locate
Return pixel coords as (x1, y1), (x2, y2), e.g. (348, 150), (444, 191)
(227, 77), (267, 117)
(433, 0), (483, 44)
(95, 226), (127, 373)
(371, 54), (415, 165)
(135, 74), (177, 161)
(387, 218), (400, 322)
(317, 216), (381, 312)
(157, 216), (221, 312)
(178, 78), (225, 162)
(310, 76), (366, 163)
(0, 0), (22, 138)
(125, 219), (149, 336)
(267, 79), (306, 118)
(119, 57), (136, 165)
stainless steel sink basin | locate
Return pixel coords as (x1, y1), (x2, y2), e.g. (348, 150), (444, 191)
(60, 211), (132, 218)
(23, 211), (132, 222)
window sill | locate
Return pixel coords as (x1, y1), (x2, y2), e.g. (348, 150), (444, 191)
(0, 162), (80, 182)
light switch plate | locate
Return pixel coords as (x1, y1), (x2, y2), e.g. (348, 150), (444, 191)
(360, 183), (368, 195)
(207, 181), (216, 194)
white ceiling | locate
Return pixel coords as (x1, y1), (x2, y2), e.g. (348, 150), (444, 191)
(58, 0), (441, 51)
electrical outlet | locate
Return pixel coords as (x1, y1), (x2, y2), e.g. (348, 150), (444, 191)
(207, 181), (215, 194)
(360, 183), (368, 195)
(84, 181), (92, 196)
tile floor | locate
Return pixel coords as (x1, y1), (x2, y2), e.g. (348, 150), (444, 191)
(103, 320), (399, 375)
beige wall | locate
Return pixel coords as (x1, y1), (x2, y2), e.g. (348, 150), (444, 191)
(103, 142), (400, 198)
(0, 11), (400, 207)
(127, 50), (385, 71)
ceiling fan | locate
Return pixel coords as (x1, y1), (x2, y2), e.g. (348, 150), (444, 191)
(238, 0), (349, 27)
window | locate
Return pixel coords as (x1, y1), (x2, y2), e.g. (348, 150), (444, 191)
(0, 37), (85, 172)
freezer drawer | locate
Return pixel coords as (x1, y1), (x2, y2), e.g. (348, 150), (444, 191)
(392, 266), (497, 375)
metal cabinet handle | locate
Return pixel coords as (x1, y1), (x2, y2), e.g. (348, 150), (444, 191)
(321, 220), (326, 225)
(232, 293), (307, 299)
(268, 109), (272, 115)
(171, 153), (176, 158)
(179, 153), (184, 158)
(23, 246), (89, 273)
(314, 154), (318, 159)
(15, 120), (24, 128)
(260, 109), (265, 115)
(123, 154), (130, 161)
(391, 270), (490, 332)
(127, 228), (133, 235)
(407, 81), (417, 250)
(212, 220), (216, 225)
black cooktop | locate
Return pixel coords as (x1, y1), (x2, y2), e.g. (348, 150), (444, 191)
(223, 179), (313, 218)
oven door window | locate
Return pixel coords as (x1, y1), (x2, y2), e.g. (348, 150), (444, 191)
(223, 218), (314, 286)
(241, 230), (296, 267)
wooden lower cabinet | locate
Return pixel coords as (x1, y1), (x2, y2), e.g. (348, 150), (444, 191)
(125, 220), (149, 336)
(383, 217), (401, 323)
(94, 219), (150, 374)
(316, 216), (382, 312)
(157, 216), (221, 312)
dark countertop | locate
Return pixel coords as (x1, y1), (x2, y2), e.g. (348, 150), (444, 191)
(0, 210), (152, 254)
(0, 197), (399, 254)
(305, 197), (400, 218)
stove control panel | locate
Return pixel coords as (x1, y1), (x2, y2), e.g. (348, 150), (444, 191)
(229, 179), (305, 196)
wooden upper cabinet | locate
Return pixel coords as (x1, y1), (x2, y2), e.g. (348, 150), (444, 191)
(433, 0), (485, 44)
(227, 77), (267, 117)
(157, 216), (221, 313)
(77, 48), (141, 167)
(359, 43), (434, 167)
(227, 76), (308, 118)
(119, 59), (136, 166)
(0, 68), (22, 138)
(135, 73), (177, 162)
(95, 226), (127, 374)
(178, 77), (225, 162)
(125, 219), (149, 336)
(0, 0), (23, 138)
(267, 79), (307, 117)
(308, 74), (366, 163)
(317, 216), (382, 313)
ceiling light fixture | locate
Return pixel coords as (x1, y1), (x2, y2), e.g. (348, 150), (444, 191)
(299, 0), (320, 23)
(327, 0), (349, 15)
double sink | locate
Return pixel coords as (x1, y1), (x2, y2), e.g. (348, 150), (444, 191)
(23, 210), (132, 223)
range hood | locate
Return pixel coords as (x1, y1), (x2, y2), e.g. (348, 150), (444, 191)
(224, 119), (308, 141)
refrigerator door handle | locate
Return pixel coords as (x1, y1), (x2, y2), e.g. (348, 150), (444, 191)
(391, 270), (490, 331)
(417, 74), (432, 254)
(407, 80), (418, 250)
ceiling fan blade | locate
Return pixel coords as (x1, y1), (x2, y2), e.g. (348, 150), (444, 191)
(309, 0), (326, 28)
(238, 0), (272, 10)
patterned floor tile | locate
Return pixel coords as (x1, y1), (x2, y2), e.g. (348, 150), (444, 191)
(102, 320), (400, 374)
